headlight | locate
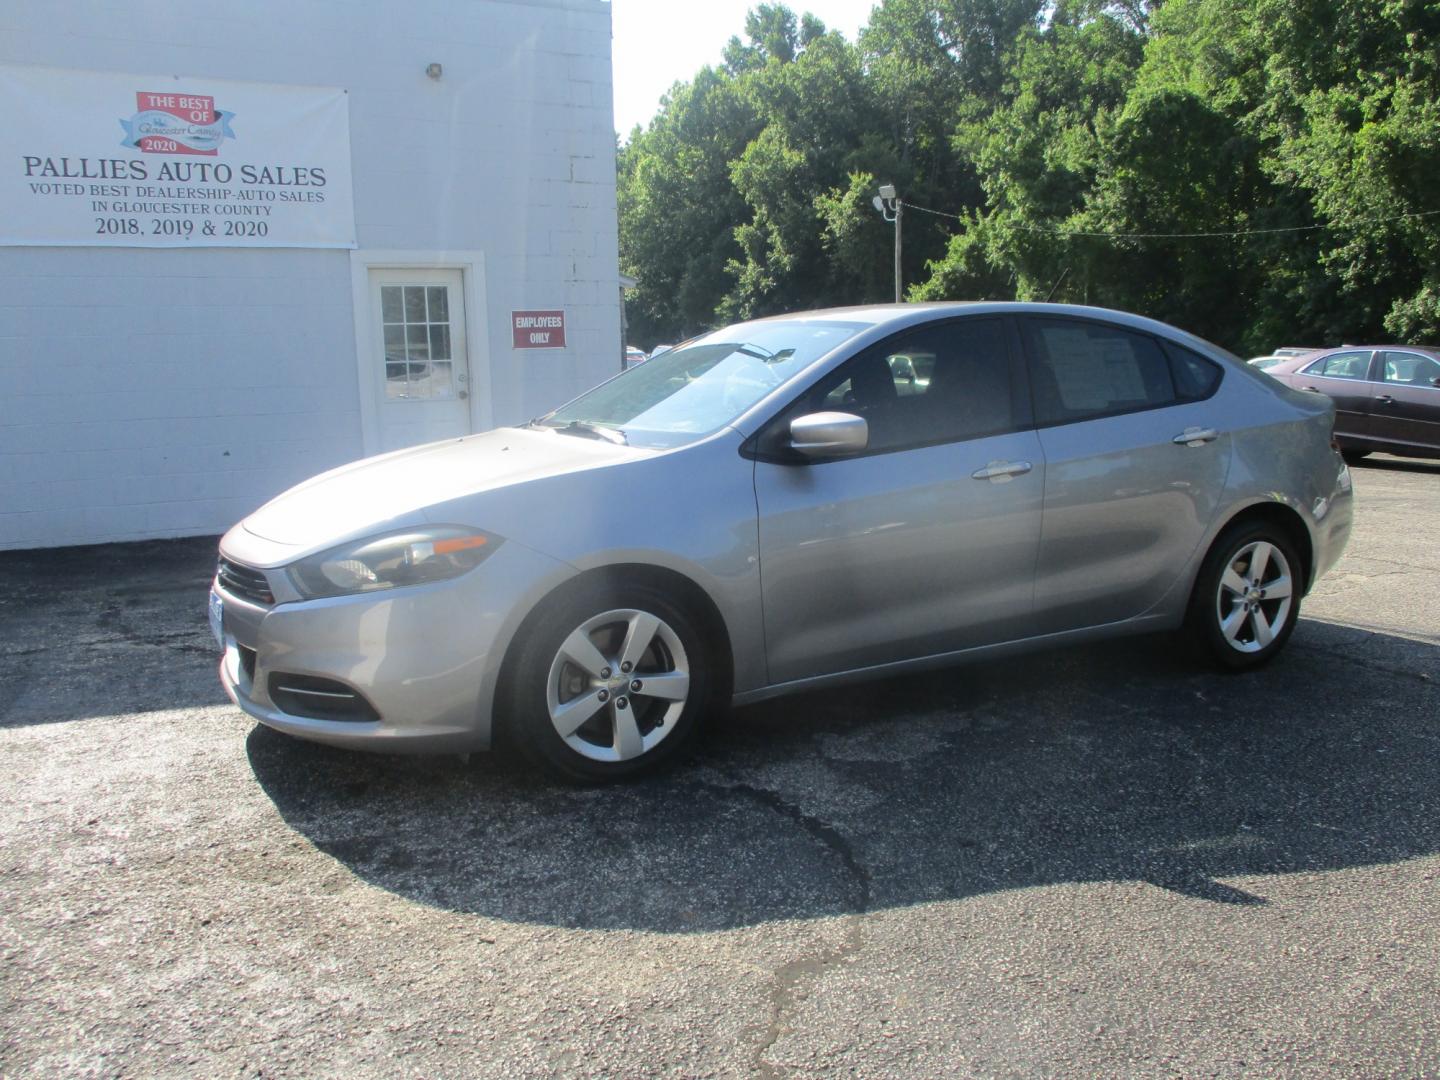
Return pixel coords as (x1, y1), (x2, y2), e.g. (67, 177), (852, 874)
(289, 526), (500, 599)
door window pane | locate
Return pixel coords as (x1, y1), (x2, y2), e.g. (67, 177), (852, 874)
(381, 286), (403, 323)
(427, 361), (454, 396)
(429, 324), (451, 360)
(1305, 351), (1371, 380)
(1382, 351), (1440, 386)
(1022, 319), (1176, 425)
(380, 282), (456, 400)
(806, 319), (1014, 452)
(1163, 341), (1223, 400)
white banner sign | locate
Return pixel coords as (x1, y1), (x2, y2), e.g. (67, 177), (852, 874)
(0, 65), (355, 248)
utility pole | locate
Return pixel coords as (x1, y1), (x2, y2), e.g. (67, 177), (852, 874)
(872, 183), (903, 302)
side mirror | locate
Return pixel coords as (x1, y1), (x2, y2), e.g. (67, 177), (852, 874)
(789, 411), (868, 459)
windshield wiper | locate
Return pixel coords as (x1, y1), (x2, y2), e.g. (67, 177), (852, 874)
(550, 420), (628, 445)
(734, 343), (774, 361)
(733, 343), (795, 364)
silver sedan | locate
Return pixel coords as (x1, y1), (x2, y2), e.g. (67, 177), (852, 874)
(212, 303), (1354, 781)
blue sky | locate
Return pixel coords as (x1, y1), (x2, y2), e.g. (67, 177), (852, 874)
(610, 0), (880, 137)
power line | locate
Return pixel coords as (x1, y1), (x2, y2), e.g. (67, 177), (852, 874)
(900, 201), (1440, 240)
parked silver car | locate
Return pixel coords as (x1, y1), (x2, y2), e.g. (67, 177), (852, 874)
(213, 303), (1353, 780)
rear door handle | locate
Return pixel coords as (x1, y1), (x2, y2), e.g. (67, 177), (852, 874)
(971, 460), (1033, 482)
(1376, 395), (1395, 405)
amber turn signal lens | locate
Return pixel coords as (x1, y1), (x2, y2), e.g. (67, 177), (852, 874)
(433, 535), (489, 555)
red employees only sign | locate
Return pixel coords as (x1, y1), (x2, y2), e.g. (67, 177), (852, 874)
(512, 310), (566, 349)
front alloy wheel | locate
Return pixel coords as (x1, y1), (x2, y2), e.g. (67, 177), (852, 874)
(546, 608), (691, 763)
(508, 582), (711, 781)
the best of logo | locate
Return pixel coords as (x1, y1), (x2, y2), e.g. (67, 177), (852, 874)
(120, 91), (235, 156)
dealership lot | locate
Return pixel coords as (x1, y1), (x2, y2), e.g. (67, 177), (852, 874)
(1, 458), (1437, 1077)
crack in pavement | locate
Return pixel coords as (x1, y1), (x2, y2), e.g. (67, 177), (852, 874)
(1303, 640), (1437, 684)
(1330, 554), (1440, 575)
(96, 601), (214, 657)
(695, 778), (872, 1080)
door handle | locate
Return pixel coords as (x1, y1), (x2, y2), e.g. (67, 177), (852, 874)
(1376, 395), (1395, 405)
(971, 460), (1033, 482)
(1302, 385), (1320, 392)
(1173, 427), (1220, 446)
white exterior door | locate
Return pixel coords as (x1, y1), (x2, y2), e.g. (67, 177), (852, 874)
(369, 268), (471, 452)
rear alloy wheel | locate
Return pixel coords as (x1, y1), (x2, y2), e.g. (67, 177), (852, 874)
(509, 583), (709, 781)
(1191, 524), (1302, 670)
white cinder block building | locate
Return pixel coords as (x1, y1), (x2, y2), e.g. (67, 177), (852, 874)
(0, 0), (620, 550)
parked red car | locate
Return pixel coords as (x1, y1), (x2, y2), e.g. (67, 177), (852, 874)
(1265, 346), (1440, 461)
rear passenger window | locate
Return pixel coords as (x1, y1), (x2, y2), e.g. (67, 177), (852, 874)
(1021, 318), (1176, 425)
(1163, 341), (1223, 400)
(1305, 351), (1372, 380)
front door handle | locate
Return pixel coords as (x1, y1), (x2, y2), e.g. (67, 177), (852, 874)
(1376, 395), (1395, 405)
(1173, 427), (1220, 446)
(971, 460), (1033, 482)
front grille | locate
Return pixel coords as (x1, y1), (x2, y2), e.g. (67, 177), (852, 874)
(217, 557), (274, 606)
(268, 673), (380, 723)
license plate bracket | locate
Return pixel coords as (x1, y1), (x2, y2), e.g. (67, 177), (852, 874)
(208, 588), (224, 647)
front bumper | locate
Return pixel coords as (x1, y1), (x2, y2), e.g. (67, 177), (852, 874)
(214, 539), (572, 754)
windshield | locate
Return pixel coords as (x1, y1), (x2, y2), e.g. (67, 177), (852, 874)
(536, 319), (868, 448)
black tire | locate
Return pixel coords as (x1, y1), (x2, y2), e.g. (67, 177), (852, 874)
(1188, 521), (1303, 670)
(1340, 448), (1370, 464)
(504, 580), (711, 782)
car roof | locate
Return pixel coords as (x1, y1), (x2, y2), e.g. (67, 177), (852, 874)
(747, 300), (1208, 336)
(733, 301), (1246, 364)
(1365, 344), (1440, 357)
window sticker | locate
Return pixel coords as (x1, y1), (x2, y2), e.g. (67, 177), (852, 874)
(1039, 326), (1149, 410)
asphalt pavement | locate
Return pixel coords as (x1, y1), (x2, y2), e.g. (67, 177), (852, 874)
(1, 455), (1437, 1078)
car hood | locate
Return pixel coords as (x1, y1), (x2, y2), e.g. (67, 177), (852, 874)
(240, 427), (647, 551)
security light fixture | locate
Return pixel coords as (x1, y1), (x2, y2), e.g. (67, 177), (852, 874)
(873, 183), (903, 302)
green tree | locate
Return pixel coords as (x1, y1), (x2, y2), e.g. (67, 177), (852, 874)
(1127, 0), (1440, 344)
(720, 25), (895, 317)
(914, 9), (1147, 309)
(618, 0), (1440, 352)
(617, 68), (759, 344)
(724, 4), (801, 73)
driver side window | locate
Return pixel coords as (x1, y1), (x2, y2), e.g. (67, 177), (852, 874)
(798, 318), (1015, 455)
(1382, 351), (1440, 387)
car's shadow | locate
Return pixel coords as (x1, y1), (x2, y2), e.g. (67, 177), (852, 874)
(1350, 454), (1440, 474)
(247, 618), (1440, 932)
